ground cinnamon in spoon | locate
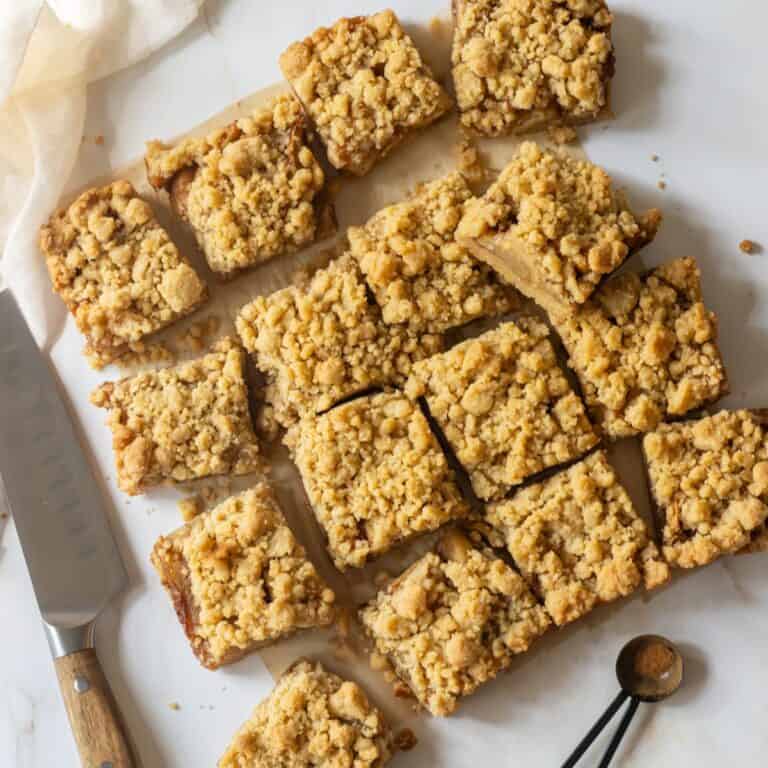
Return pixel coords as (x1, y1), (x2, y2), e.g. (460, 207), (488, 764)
(634, 642), (675, 680)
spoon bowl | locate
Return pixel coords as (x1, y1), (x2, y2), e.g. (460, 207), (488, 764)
(616, 634), (683, 703)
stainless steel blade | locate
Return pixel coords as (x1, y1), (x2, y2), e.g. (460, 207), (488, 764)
(0, 290), (126, 629)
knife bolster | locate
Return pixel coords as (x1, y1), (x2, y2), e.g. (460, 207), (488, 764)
(44, 619), (96, 659)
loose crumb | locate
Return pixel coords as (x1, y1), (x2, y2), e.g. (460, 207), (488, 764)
(740, 239), (757, 254)
(94, 135), (104, 145)
(177, 494), (203, 522)
(547, 124), (578, 145)
(395, 728), (418, 751)
(651, 154), (659, 162)
(657, 180), (667, 190)
(113, 340), (174, 371)
(174, 315), (222, 353)
(456, 136), (486, 185)
(169, 702), (181, 711)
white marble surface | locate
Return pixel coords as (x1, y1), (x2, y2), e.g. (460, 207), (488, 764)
(3, 1), (768, 766)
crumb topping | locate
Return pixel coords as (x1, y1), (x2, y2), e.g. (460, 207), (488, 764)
(348, 172), (517, 332)
(288, 392), (469, 570)
(236, 255), (443, 427)
(219, 660), (393, 767)
(554, 257), (728, 439)
(406, 317), (598, 500)
(145, 95), (329, 276)
(486, 451), (669, 626)
(452, 0), (614, 135)
(457, 142), (661, 311)
(151, 487), (336, 669)
(643, 410), (768, 568)
(91, 338), (261, 495)
(280, 10), (452, 175)
(40, 179), (207, 365)
(360, 531), (550, 716)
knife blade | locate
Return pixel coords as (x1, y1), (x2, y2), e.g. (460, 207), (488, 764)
(0, 289), (136, 767)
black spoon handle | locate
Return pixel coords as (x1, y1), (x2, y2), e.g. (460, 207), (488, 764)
(597, 696), (640, 768)
(560, 690), (629, 768)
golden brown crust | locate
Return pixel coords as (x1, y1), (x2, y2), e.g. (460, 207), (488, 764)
(287, 392), (470, 570)
(451, 0), (615, 136)
(236, 255), (443, 428)
(486, 451), (669, 626)
(348, 172), (518, 332)
(279, 10), (452, 175)
(40, 179), (207, 367)
(359, 530), (550, 716)
(218, 660), (394, 767)
(554, 257), (729, 439)
(642, 410), (768, 568)
(457, 142), (661, 314)
(145, 95), (331, 277)
(406, 317), (598, 500)
(151, 485), (336, 670)
(90, 338), (261, 495)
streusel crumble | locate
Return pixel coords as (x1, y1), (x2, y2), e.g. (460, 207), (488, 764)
(486, 451), (669, 626)
(360, 530), (550, 716)
(348, 172), (518, 332)
(406, 317), (598, 500)
(40, 179), (207, 368)
(287, 392), (469, 570)
(642, 410), (768, 568)
(91, 338), (261, 495)
(554, 257), (728, 439)
(457, 142), (661, 314)
(280, 11), (452, 175)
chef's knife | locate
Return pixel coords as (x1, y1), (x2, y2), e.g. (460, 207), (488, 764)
(0, 290), (136, 768)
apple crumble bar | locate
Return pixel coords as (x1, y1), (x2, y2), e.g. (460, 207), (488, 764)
(360, 530), (550, 716)
(151, 486), (335, 669)
(554, 257), (729, 439)
(279, 10), (452, 176)
(219, 660), (394, 767)
(145, 94), (332, 277)
(452, 0), (615, 136)
(486, 451), (669, 626)
(40, 179), (207, 368)
(642, 410), (768, 568)
(456, 142), (661, 315)
(90, 338), (261, 495)
(406, 317), (598, 500)
(236, 255), (443, 427)
(287, 392), (470, 570)
(347, 172), (518, 333)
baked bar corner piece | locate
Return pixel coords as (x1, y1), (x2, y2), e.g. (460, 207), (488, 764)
(348, 171), (518, 333)
(236, 255), (443, 427)
(642, 410), (768, 569)
(554, 256), (729, 440)
(359, 530), (550, 716)
(451, 0), (615, 137)
(456, 141), (661, 316)
(288, 392), (470, 570)
(39, 179), (207, 368)
(90, 338), (261, 495)
(145, 93), (333, 278)
(151, 486), (335, 670)
(406, 317), (598, 501)
(486, 450), (669, 627)
(279, 10), (452, 176)
(219, 660), (394, 767)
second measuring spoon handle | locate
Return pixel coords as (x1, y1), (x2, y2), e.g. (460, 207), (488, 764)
(597, 696), (640, 768)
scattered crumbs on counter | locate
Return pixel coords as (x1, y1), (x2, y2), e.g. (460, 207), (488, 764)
(740, 239), (759, 254)
(178, 494), (204, 522)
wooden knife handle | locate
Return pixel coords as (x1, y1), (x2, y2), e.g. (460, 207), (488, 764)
(54, 648), (137, 768)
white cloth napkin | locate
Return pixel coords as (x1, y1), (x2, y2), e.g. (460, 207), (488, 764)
(0, 0), (204, 345)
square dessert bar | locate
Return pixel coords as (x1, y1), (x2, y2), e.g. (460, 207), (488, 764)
(236, 255), (443, 427)
(486, 451), (670, 627)
(348, 172), (518, 333)
(554, 257), (729, 439)
(40, 179), (207, 368)
(457, 142), (661, 315)
(452, 0), (615, 136)
(642, 410), (768, 568)
(279, 10), (452, 176)
(145, 94), (333, 277)
(406, 317), (599, 501)
(359, 530), (550, 716)
(219, 660), (394, 767)
(151, 486), (335, 670)
(288, 392), (470, 570)
(91, 338), (261, 495)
